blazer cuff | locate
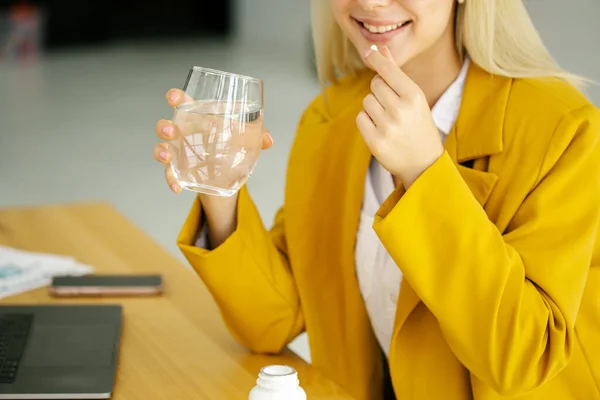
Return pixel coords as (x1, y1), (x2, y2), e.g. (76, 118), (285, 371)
(374, 151), (456, 225)
(177, 186), (251, 263)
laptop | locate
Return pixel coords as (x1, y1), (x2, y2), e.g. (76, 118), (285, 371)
(0, 304), (122, 399)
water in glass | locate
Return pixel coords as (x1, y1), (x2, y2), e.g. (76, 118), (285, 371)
(169, 100), (263, 196)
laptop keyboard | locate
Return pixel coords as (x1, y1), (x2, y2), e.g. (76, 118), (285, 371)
(0, 314), (33, 384)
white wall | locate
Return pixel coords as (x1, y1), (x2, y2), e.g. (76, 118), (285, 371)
(233, 0), (312, 51)
(526, 0), (600, 105)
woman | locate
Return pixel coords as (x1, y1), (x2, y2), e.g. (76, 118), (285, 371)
(153, 0), (600, 399)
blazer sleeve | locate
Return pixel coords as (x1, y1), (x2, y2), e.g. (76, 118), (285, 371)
(177, 186), (304, 354)
(374, 105), (600, 395)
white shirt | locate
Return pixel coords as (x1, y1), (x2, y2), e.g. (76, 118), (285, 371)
(355, 58), (470, 356)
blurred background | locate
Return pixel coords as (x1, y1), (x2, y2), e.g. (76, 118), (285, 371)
(0, 0), (599, 362)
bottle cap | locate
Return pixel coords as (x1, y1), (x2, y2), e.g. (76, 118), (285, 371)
(256, 365), (299, 391)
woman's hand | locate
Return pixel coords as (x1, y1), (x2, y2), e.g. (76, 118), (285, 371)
(153, 88), (274, 248)
(357, 46), (444, 188)
(153, 88), (274, 193)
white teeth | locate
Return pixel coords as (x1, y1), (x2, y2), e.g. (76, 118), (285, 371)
(363, 22), (405, 33)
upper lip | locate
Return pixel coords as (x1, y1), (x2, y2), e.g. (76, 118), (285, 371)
(353, 17), (411, 26)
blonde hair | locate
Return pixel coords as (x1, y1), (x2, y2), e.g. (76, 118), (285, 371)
(311, 0), (587, 88)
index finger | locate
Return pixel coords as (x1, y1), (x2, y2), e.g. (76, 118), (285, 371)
(364, 46), (417, 96)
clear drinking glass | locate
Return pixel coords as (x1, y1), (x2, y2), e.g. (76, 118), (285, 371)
(168, 67), (264, 196)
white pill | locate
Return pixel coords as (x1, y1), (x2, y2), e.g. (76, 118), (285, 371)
(370, 44), (379, 51)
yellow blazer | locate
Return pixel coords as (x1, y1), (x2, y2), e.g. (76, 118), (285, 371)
(178, 63), (600, 399)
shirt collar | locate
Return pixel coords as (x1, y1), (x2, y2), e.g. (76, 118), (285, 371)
(431, 56), (470, 136)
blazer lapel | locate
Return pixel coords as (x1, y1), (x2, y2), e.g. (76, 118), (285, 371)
(452, 63), (510, 207)
(454, 63), (511, 162)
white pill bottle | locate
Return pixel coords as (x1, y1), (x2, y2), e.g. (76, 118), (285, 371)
(249, 365), (307, 400)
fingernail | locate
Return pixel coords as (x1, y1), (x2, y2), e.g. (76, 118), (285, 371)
(171, 184), (180, 193)
(363, 48), (372, 59)
(169, 91), (180, 102)
(267, 133), (274, 145)
(162, 126), (173, 137)
(159, 151), (168, 160)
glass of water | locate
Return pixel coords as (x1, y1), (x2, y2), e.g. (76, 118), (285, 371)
(168, 67), (264, 196)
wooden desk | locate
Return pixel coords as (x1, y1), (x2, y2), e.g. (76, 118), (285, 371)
(0, 203), (353, 400)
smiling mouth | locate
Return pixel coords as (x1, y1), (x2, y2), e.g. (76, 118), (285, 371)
(357, 20), (412, 34)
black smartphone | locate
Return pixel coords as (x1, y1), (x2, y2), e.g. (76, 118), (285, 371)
(50, 274), (164, 297)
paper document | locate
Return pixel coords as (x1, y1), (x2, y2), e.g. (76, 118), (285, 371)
(0, 245), (93, 299)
